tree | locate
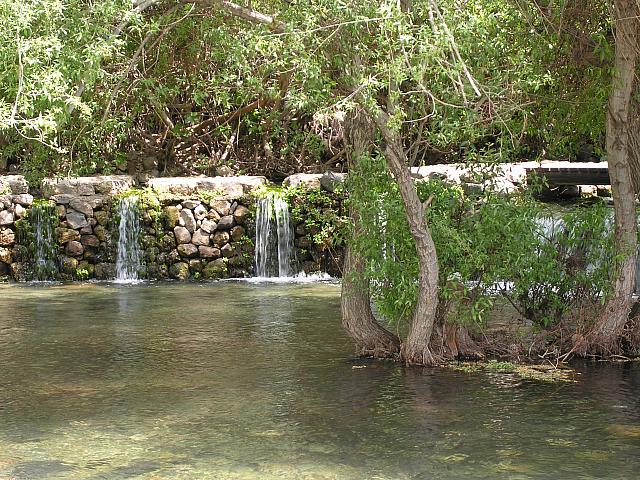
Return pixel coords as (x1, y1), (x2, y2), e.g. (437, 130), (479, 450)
(577, 0), (639, 354)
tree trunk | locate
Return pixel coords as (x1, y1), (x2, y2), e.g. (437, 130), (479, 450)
(373, 112), (440, 366)
(583, 0), (639, 354)
(341, 109), (401, 358)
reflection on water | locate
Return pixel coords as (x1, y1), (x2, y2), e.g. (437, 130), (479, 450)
(0, 282), (639, 479)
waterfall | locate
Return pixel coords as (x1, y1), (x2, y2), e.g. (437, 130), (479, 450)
(31, 202), (59, 280)
(254, 192), (295, 277)
(115, 196), (143, 282)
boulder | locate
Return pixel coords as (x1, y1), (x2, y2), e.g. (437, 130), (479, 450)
(212, 231), (230, 246)
(230, 225), (246, 241)
(14, 204), (25, 218)
(198, 246), (220, 258)
(0, 227), (15, 246)
(207, 209), (221, 222)
(94, 210), (109, 226)
(191, 229), (210, 246)
(66, 211), (88, 229)
(55, 204), (66, 219)
(283, 173), (322, 190)
(189, 259), (203, 272)
(80, 234), (100, 247)
(177, 243), (198, 258)
(203, 258), (227, 279)
(217, 215), (235, 230)
(56, 227), (80, 244)
(169, 262), (190, 280)
(94, 225), (107, 242)
(162, 233), (176, 251)
(174, 226), (191, 244)
(0, 247), (12, 264)
(320, 172), (346, 192)
(201, 218), (217, 234)
(60, 257), (79, 275)
(2, 176), (28, 194)
(11, 194), (33, 207)
(221, 243), (235, 258)
(95, 262), (116, 280)
(164, 206), (180, 228)
(0, 210), (14, 226)
(51, 194), (74, 205)
(182, 199), (200, 209)
(194, 204), (208, 221)
(66, 240), (84, 257)
(211, 200), (231, 216)
(233, 205), (250, 224)
(179, 208), (196, 233)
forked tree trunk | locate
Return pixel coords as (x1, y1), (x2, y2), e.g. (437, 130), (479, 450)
(583, 0), (639, 354)
(373, 112), (440, 366)
(341, 109), (401, 358)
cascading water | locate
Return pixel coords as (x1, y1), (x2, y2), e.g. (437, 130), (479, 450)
(115, 196), (143, 282)
(30, 202), (59, 280)
(254, 191), (295, 277)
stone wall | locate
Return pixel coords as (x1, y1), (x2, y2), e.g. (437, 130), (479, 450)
(0, 176), (31, 278)
(0, 172), (347, 282)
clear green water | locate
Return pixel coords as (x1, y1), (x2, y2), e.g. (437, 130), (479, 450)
(0, 282), (639, 480)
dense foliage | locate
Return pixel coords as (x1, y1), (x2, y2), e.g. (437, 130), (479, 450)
(0, 0), (615, 184)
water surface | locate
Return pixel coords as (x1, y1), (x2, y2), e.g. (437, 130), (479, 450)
(0, 282), (639, 479)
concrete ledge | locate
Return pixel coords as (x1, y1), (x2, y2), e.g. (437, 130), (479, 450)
(42, 176), (135, 197)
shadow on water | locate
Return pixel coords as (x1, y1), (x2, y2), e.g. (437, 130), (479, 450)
(0, 282), (639, 479)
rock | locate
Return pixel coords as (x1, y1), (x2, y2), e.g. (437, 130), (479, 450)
(320, 172), (346, 192)
(51, 194), (74, 205)
(230, 225), (245, 241)
(66, 211), (88, 229)
(94, 225), (107, 242)
(80, 225), (93, 235)
(217, 215), (234, 230)
(80, 234), (100, 247)
(66, 240), (84, 256)
(203, 258), (227, 279)
(194, 204), (208, 221)
(168, 249), (181, 264)
(221, 243), (235, 258)
(95, 262), (116, 280)
(191, 229), (210, 246)
(0, 227), (15, 246)
(216, 165), (234, 177)
(0, 210), (14, 226)
(174, 226), (191, 244)
(230, 201), (238, 214)
(164, 206), (180, 228)
(179, 208), (196, 233)
(2, 176), (28, 195)
(283, 173), (322, 190)
(201, 218), (217, 234)
(10, 262), (28, 282)
(295, 224), (305, 235)
(162, 233), (176, 250)
(233, 205), (250, 224)
(11, 194), (33, 206)
(198, 246), (220, 258)
(0, 261), (8, 276)
(189, 259), (203, 272)
(14, 204), (25, 218)
(207, 209), (221, 222)
(69, 198), (93, 217)
(211, 200), (231, 216)
(60, 257), (79, 275)
(0, 195), (11, 208)
(0, 247), (11, 264)
(228, 255), (246, 267)
(182, 199), (200, 209)
(55, 204), (66, 219)
(169, 262), (190, 280)
(177, 243), (198, 258)
(94, 210), (108, 225)
(212, 231), (230, 246)
(56, 227), (80, 244)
